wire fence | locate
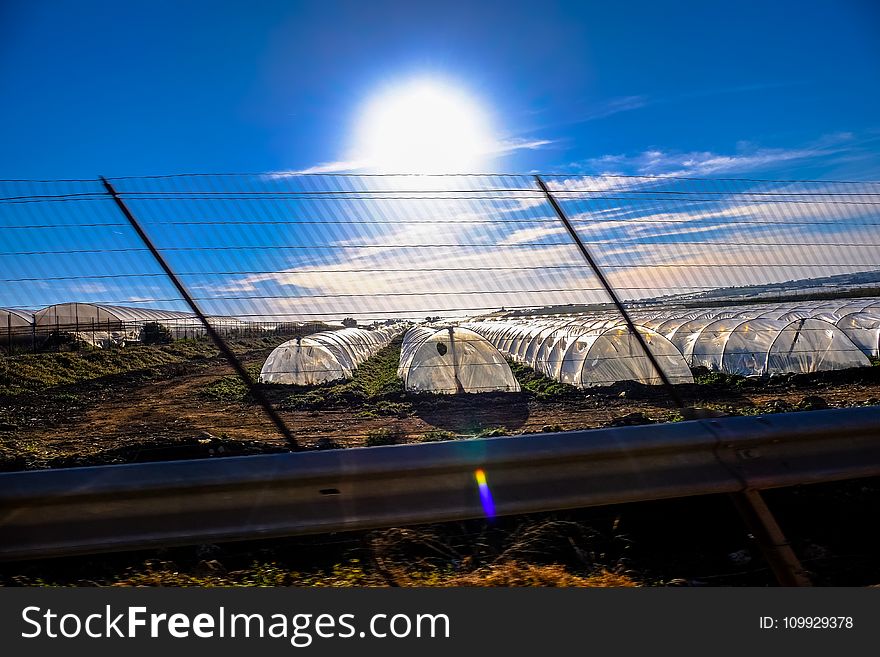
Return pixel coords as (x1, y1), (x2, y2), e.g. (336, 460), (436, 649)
(2, 173), (880, 445)
(3, 173), (879, 324)
(5, 173), (879, 587)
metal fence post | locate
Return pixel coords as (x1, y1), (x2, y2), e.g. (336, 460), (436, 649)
(534, 174), (810, 586)
(100, 177), (299, 451)
(534, 175), (682, 402)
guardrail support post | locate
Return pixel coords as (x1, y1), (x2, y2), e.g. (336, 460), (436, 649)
(730, 489), (812, 586)
(533, 175), (810, 587)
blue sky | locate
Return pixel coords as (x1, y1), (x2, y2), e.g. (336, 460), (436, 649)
(2, 1), (880, 320)
(2, 0), (880, 179)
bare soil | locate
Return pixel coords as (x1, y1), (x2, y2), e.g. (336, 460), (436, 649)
(1, 340), (879, 470)
(2, 341), (879, 586)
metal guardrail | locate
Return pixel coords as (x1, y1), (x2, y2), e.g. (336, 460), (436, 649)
(0, 407), (878, 561)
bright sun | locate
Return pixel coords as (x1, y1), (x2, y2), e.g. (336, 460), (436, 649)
(354, 79), (494, 173)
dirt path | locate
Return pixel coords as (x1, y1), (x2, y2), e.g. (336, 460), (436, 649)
(3, 348), (880, 470)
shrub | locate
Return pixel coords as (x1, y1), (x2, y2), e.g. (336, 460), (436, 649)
(474, 426), (507, 438)
(507, 360), (579, 400)
(540, 424), (565, 433)
(141, 322), (172, 345)
(365, 426), (405, 447)
(201, 376), (250, 402)
(420, 429), (456, 442)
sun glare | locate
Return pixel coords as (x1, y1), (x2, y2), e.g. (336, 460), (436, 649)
(354, 79), (494, 173)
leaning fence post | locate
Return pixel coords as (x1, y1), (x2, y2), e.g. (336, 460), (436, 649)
(534, 175), (681, 401)
(533, 174), (810, 587)
(99, 176), (299, 451)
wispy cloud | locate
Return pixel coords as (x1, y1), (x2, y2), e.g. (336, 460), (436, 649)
(526, 95), (650, 134)
(578, 95), (649, 122)
(569, 133), (858, 178)
(497, 225), (567, 246)
(279, 136), (553, 177)
(278, 159), (368, 175)
(489, 137), (553, 155)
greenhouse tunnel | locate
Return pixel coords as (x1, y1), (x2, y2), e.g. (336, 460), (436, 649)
(33, 302), (212, 346)
(260, 326), (401, 385)
(835, 312), (880, 357)
(397, 326), (521, 394)
(457, 298), (880, 383)
(465, 320), (694, 388)
(686, 317), (869, 376)
(1, 308), (35, 353)
(546, 325), (693, 388)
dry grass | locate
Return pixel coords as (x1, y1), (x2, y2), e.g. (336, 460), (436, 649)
(7, 518), (639, 588)
(83, 560), (635, 588)
(443, 563), (636, 587)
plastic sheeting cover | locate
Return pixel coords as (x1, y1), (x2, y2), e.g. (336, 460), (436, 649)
(836, 313), (880, 357)
(557, 325), (694, 388)
(398, 326), (520, 394)
(260, 326), (400, 385)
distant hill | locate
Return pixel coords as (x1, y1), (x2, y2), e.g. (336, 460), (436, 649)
(640, 269), (880, 307)
(480, 269), (880, 318)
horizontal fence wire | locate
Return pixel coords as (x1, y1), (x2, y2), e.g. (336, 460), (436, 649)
(3, 172), (880, 464)
(2, 173), (880, 336)
(0, 173), (880, 348)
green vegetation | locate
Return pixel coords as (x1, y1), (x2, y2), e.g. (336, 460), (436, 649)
(0, 340), (218, 396)
(0, 331), (313, 398)
(507, 360), (578, 400)
(473, 426), (508, 438)
(7, 558), (634, 588)
(364, 426), (405, 447)
(540, 424), (565, 433)
(419, 429), (457, 442)
(200, 364), (263, 402)
(5, 519), (638, 588)
(691, 368), (752, 387)
(357, 400), (412, 418)
(140, 322), (173, 345)
(667, 395), (833, 423)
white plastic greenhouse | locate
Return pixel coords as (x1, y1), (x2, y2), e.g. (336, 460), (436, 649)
(477, 296), (878, 380)
(687, 317), (869, 376)
(835, 312), (880, 357)
(260, 326), (401, 385)
(464, 320), (694, 388)
(556, 325), (694, 387)
(626, 299), (875, 376)
(33, 302), (251, 346)
(1, 308), (35, 352)
(397, 326), (520, 394)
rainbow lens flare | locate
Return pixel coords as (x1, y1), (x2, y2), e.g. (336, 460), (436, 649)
(474, 468), (496, 519)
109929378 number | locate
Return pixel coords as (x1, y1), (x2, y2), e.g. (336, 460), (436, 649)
(783, 617), (853, 629)
(759, 616), (854, 629)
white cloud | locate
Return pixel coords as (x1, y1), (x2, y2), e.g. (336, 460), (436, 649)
(569, 133), (858, 179)
(278, 136), (553, 177)
(275, 159), (368, 175)
(497, 225), (567, 246)
(489, 137), (553, 155)
(202, 170), (880, 320)
(578, 95), (649, 121)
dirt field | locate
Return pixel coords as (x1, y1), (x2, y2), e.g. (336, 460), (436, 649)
(2, 338), (879, 586)
(1, 337), (879, 470)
